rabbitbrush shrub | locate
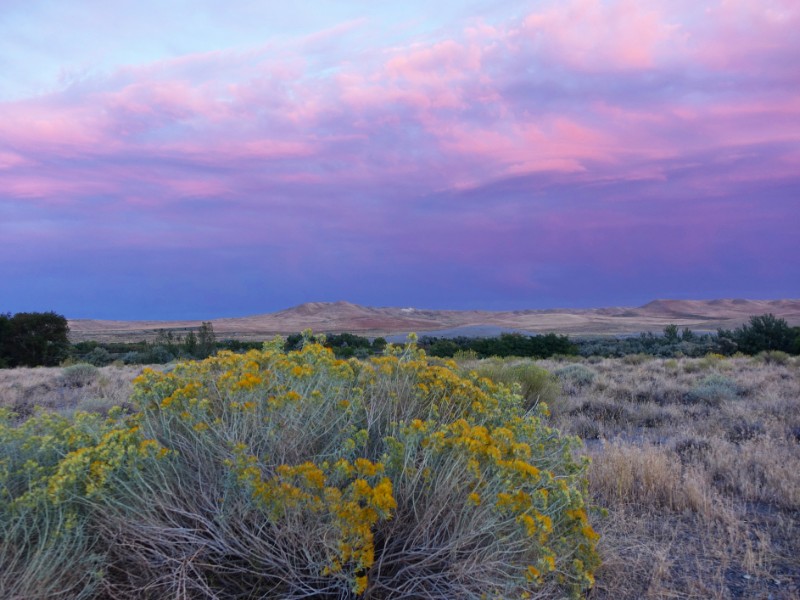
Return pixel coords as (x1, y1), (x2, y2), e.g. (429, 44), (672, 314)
(0, 338), (599, 599)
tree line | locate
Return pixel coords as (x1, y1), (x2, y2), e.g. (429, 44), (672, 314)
(2, 311), (799, 368)
(573, 314), (800, 358)
(71, 322), (218, 365)
(419, 332), (577, 358)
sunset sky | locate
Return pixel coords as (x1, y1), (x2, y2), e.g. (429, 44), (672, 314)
(2, 0), (798, 319)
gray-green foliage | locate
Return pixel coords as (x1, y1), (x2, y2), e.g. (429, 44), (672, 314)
(553, 364), (597, 388)
(471, 360), (560, 409)
(685, 374), (742, 406)
(0, 343), (600, 599)
(84, 347), (113, 366)
(61, 363), (100, 388)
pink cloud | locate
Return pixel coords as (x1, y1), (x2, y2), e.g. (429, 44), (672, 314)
(0, 151), (29, 169)
(386, 39), (482, 84)
(692, 0), (800, 74)
(0, 0), (797, 219)
(0, 102), (104, 151)
(2, 175), (115, 201)
(519, 0), (682, 71)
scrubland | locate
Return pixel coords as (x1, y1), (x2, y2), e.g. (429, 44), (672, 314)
(471, 353), (800, 599)
(0, 363), (140, 419)
(1, 349), (798, 599)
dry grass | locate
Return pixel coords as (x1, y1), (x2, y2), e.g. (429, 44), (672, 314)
(0, 364), (146, 419)
(534, 355), (800, 599)
(3, 354), (799, 598)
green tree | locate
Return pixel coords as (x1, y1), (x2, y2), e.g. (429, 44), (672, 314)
(0, 313), (10, 368)
(427, 339), (459, 357)
(663, 324), (679, 342)
(154, 329), (179, 356)
(715, 329), (739, 355)
(197, 322), (216, 358)
(183, 330), (198, 357)
(733, 313), (796, 354)
(371, 337), (387, 353)
(0, 312), (70, 367)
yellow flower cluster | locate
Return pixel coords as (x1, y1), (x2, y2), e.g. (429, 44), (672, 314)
(385, 397), (598, 593)
(46, 424), (166, 502)
(1, 408), (171, 513)
(118, 339), (600, 596)
(231, 450), (397, 594)
(566, 507), (600, 543)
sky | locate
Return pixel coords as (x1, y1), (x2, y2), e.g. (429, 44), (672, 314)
(1, 0), (798, 319)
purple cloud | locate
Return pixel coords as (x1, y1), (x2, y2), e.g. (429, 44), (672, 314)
(1, 0), (798, 318)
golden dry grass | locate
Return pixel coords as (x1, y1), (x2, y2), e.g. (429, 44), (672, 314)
(0, 364), (146, 419)
(534, 355), (800, 599)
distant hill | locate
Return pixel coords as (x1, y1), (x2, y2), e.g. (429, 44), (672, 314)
(67, 299), (800, 342)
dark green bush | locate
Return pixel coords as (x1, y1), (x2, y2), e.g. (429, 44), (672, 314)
(421, 333), (577, 359)
(718, 314), (798, 355)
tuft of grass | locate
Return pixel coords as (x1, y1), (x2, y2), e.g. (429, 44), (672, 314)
(588, 442), (728, 518)
(756, 350), (791, 366)
(1, 364), (144, 419)
(569, 399), (632, 425)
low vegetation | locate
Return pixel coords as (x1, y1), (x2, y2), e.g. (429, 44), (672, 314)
(2, 311), (799, 598)
(421, 314), (800, 360)
(421, 332), (577, 359)
(4, 311), (797, 369)
(0, 339), (598, 599)
(458, 353), (799, 598)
